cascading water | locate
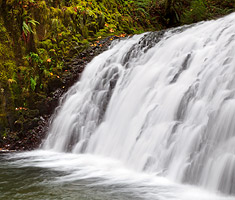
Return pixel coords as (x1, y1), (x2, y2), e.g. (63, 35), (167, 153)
(43, 13), (235, 196)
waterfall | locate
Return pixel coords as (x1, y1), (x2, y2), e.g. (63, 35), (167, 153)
(43, 13), (235, 195)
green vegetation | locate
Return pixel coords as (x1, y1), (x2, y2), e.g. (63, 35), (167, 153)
(0, 0), (234, 139)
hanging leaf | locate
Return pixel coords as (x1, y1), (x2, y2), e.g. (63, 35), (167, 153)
(22, 21), (30, 36)
(28, 19), (40, 26)
(30, 77), (37, 91)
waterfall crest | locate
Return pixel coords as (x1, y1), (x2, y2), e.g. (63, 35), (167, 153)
(43, 13), (235, 195)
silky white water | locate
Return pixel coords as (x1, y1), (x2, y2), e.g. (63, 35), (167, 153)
(42, 13), (235, 198)
(1, 150), (233, 200)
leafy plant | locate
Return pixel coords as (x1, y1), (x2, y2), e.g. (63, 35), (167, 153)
(22, 17), (39, 42)
(28, 52), (43, 64)
(181, 0), (208, 24)
(30, 77), (37, 91)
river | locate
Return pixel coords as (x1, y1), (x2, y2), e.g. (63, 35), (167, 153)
(1, 151), (234, 200)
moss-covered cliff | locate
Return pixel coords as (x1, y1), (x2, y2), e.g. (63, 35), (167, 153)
(0, 0), (149, 140)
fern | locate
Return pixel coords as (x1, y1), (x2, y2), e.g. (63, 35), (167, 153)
(30, 77), (37, 91)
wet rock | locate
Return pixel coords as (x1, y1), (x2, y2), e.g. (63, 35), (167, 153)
(47, 76), (64, 93)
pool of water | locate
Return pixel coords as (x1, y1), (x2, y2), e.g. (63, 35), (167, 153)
(0, 151), (234, 200)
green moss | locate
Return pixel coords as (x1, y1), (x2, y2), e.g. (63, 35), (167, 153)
(39, 39), (54, 50)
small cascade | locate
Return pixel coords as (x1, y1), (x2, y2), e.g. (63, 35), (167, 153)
(43, 13), (235, 195)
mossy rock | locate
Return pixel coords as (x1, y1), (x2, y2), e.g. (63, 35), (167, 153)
(40, 39), (54, 50)
(80, 26), (89, 38)
(88, 21), (98, 34)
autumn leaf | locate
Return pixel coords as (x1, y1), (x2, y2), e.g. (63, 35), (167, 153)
(8, 79), (16, 84)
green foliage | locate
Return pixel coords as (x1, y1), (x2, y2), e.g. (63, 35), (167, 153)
(181, 0), (207, 24)
(30, 77), (37, 91)
(179, 0), (235, 24)
(22, 18), (40, 36)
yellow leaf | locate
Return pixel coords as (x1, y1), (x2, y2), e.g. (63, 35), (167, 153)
(8, 79), (16, 84)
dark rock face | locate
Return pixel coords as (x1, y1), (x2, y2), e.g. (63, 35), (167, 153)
(0, 36), (122, 151)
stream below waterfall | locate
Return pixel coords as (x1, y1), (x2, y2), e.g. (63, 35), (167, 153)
(0, 151), (234, 200)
